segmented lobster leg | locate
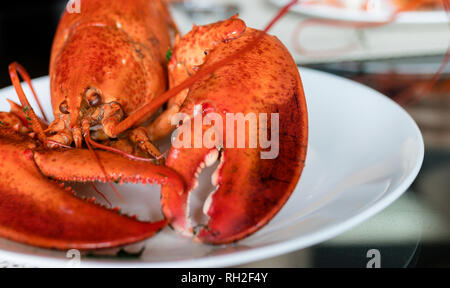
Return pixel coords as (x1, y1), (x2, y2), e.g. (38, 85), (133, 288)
(0, 127), (183, 250)
(0, 100), (48, 139)
(0, 111), (30, 135)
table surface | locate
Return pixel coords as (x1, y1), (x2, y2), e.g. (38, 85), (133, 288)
(0, 0), (449, 268)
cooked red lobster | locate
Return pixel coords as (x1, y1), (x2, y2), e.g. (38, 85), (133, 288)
(0, 0), (307, 250)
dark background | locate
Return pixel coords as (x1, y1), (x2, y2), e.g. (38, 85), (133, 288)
(0, 1), (66, 87)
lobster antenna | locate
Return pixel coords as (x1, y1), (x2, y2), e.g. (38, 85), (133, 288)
(44, 140), (73, 149)
(263, 0), (299, 32)
(9, 62), (47, 142)
(87, 137), (164, 162)
(84, 126), (125, 202)
(395, 0), (450, 105)
(291, 0), (449, 105)
(112, 0), (300, 136)
(292, 0), (437, 56)
(89, 183), (112, 207)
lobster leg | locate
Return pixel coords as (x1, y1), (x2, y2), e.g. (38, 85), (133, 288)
(0, 111), (30, 135)
(9, 62), (47, 142)
(127, 127), (163, 159)
(0, 128), (183, 250)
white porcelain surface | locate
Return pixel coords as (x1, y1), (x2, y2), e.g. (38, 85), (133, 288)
(0, 68), (423, 267)
(270, 0), (448, 23)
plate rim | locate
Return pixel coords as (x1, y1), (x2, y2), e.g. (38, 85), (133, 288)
(0, 68), (424, 267)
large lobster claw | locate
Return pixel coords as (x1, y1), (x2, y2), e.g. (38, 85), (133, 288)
(0, 127), (183, 250)
(161, 26), (308, 244)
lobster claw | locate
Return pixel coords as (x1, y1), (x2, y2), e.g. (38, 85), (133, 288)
(162, 129), (306, 244)
(0, 127), (183, 250)
(161, 24), (308, 244)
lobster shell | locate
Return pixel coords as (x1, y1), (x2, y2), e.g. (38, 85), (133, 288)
(161, 24), (308, 243)
(0, 0), (182, 250)
(50, 0), (173, 126)
(0, 127), (185, 250)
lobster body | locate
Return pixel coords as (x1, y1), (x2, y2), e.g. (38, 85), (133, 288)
(0, 8), (308, 248)
(49, 0), (174, 146)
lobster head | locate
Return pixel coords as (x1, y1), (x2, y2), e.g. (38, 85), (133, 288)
(48, 0), (173, 147)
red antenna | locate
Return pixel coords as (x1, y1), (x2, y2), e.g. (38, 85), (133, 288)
(112, 0), (301, 136)
(292, 0), (450, 105)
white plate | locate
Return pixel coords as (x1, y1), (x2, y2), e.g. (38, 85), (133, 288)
(0, 68), (423, 268)
(270, 0), (448, 24)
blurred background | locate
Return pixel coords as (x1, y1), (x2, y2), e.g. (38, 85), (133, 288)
(0, 0), (449, 267)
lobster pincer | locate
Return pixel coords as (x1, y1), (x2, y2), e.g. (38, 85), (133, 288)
(0, 125), (183, 250)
